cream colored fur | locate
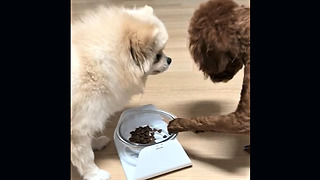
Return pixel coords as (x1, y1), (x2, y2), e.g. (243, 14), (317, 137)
(71, 5), (170, 180)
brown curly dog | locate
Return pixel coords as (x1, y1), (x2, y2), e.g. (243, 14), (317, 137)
(167, 0), (250, 152)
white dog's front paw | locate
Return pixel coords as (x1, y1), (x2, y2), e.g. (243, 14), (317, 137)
(84, 169), (110, 180)
(92, 136), (110, 151)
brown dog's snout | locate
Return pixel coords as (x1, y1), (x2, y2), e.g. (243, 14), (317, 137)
(167, 57), (172, 65)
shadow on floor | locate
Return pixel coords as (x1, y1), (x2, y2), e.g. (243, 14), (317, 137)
(176, 100), (225, 118)
(184, 143), (250, 173)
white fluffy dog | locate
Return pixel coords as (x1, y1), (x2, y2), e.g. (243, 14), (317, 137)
(71, 5), (171, 180)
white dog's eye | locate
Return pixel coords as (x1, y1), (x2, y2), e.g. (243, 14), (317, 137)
(154, 54), (162, 64)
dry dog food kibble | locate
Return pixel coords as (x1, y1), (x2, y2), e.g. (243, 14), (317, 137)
(129, 125), (164, 144)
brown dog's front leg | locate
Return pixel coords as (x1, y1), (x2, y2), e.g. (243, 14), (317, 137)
(168, 62), (250, 135)
(167, 112), (250, 134)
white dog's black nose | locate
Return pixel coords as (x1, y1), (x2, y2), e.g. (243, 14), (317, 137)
(167, 57), (172, 65)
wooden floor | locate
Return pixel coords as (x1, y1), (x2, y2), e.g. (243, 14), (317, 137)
(71, 0), (250, 179)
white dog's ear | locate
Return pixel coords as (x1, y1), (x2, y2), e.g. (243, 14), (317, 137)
(143, 5), (154, 15)
(124, 13), (158, 69)
(127, 24), (158, 69)
(129, 28), (158, 69)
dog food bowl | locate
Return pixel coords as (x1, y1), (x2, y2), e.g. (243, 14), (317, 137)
(116, 109), (178, 154)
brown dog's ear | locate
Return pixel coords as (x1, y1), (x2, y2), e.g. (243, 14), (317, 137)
(126, 19), (157, 68)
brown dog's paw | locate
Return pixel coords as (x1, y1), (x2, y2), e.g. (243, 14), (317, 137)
(167, 118), (189, 134)
(244, 144), (250, 153)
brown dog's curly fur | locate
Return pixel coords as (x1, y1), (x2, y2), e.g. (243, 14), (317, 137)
(167, 0), (250, 152)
